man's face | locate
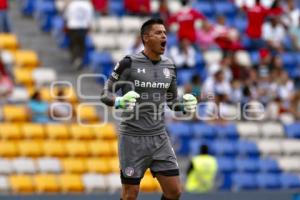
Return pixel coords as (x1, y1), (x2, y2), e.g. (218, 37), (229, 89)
(144, 24), (167, 55)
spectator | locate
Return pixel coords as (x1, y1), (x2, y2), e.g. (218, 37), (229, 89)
(51, 88), (74, 122)
(269, 0), (283, 17)
(27, 91), (50, 123)
(91, 0), (108, 15)
(282, 0), (300, 28)
(168, 0), (205, 44)
(184, 74), (202, 101)
(196, 20), (218, 51)
(124, 0), (150, 16)
(0, 70), (12, 103)
(185, 144), (218, 193)
(0, 0), (10, 33)
(290, 15), (300, 50)
(202, 70), (232, 99)
(64, 0), (94, 69)
(290, 91), (300, 120)
(157, 0), (170, 26)
(125, 34), (143, 55)
(169, 38), (196, 68)
(242, 0), (269, 48)
(270, 71), (295, 102)
(262, 16), (286, 52)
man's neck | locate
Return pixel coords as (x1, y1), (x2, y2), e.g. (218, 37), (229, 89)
(142, 49), (161, 62)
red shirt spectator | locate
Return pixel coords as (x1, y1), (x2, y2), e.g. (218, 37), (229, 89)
(168, 8), (205, 43)
(124, 0), (150, 15)
(243, 2), (268, 39)
(0, 0), (8, 10)
(91, 0), (108, 14)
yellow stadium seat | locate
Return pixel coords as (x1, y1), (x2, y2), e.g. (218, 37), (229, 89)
(62, 158), (87, 174)
(0, 34), (19, 50)
(93, 123), (117, 140)
(0, 141), (18, 157)
(140, 174), (160, 192)
(88, 141), (111, 156)
(45, 124), (69, 139)
(14, 50), (39, 68)
(76, 105), (99, 122)
(0, 123), (22, 139)
(40, 87), (78, 103)
(110, 140), (118, 156)
(86, 158), (111, 174)
(3, 105), (28, 122)
(22, 123), (45, 139)
(58, 174), (84, 192)
(65, 141), (89, 157)
(69, 124), (94, 140)
(9, 175), (35, 193)
(107, 157), (119, 173)
(43, 140), (66, 157)
(13, 67), (34, 85)
(63, 87), (78, 103)
(34, 174), (60, 193)
(18, 141), (43, 157)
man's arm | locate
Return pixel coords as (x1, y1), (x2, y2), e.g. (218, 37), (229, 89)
(166, 68), (183, 111)
(100, 57), (131, 106)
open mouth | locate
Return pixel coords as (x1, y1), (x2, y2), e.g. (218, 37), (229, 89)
(161, 41), (166, 48)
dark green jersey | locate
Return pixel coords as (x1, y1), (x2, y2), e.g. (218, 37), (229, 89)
(101, 52), (181, 136)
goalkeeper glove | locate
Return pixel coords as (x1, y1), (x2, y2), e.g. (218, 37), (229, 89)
(183, 94), (197, 113)
(115, 91), (140, 110)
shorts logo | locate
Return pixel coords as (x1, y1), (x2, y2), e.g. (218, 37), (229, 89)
(125, 167), (135, 177)
(163, 68), (170, 79)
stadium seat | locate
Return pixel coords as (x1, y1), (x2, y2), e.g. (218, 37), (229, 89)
(62, 158), (87, 174)
(236, 122), (260, 138)
(86, 158), (110, 174)
(0, 123), (22, 140)
(236, 140), (259, 157)
(58, 174), (84, 192)
(3, 104), (28, 122)
(281, 52), (297, 70)
(8, 87), (30, 103)
(120, 16), (143, 33)
(91, 33), (118, 50)
(69, 124), (94, 140)
(176, 69), (196, 85)
(256, 173), (281, 189)
(256, 139), (282, 156)
(111, 50), (126, 63)
(276, 157), (300, 172)
(258, 158), (281, 173)
(98, 16), (120, 32)
(217, 157), (235, 173)
(76, 105), (99, 122)
(88, 141), (111, 156)
(0, 159), (13, 174)
(215, 123), (239, 140)
(140, 174), (159, 192)
(22, 123), (45, 139)
(12, 157), (37, 174)
(203, 50), (223, 66)
(110, 140), (118, 156)
(116, 33), (136, 51)
(281, 139), (300, 155)
(107, 157), (119, 173)
(192, 2), (214, 18)
(232, 173), (258, 190)
(65, 141), (89, 157)
(34, 174), (60, 193)
(234, 17), (247, 32)
(18, 140), (43, 157)
(106, 173), (122, 192)
(93, 123), (117, 140)
(9, 175), (35, 193)
(211, 140), (237, 156)
(45, 124), (69, 139)
(260, 122), (284, 138)
(0, 176), (9, 192)
(0, 34), (19, 50)
(214, 2), (237, 18)
(36, 157), (62, 173)
(167, 122), (192, 138)
(43, 140), (66, 157)
(13, 50), (39, 68)
(191, 123), (216, 139)
(109, 0), (125, 16)
(285, 123), (300, 138)
(32, 68), (57, 86)
(13, 68), (34, 86)
(235, 158), (259, 173)
(0, 141), (18, 157)
(82, 173), (107, 192)
(280, 173), (300, 188)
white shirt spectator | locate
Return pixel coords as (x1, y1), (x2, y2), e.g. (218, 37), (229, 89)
(262, 21), (286, 45)
(169, 46), (196, 68)
(64, 0), (94, 29)
(270, 80), (295, 100)
(202, 76), (232, 97)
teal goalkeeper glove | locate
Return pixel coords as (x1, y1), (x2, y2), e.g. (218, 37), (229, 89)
(183, 94), (197, 113)
(115, 91), (140, 110)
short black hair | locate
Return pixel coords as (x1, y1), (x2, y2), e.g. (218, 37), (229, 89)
(181, 0), (189, 6)
(199, 144), (209, 155)
(140, 18), (164, 44)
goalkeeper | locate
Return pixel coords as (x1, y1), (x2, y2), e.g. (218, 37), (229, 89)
(100, 18), (197, 200)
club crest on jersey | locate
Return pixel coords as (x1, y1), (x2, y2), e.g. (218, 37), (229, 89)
(163, 68), (171, 78)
